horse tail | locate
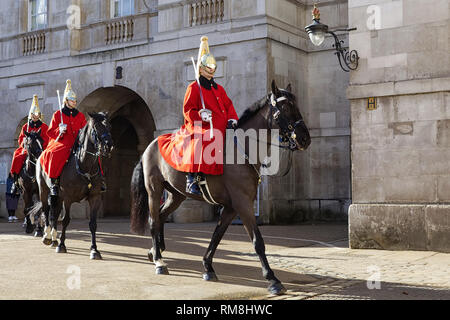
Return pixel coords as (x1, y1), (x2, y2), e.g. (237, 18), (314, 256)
(130, 158), (149, 236)
(27, 201), (42, 220)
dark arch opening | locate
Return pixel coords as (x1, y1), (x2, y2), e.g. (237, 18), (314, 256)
(78, 86), (155, 218)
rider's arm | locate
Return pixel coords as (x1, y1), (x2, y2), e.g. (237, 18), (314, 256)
(183, 84), (203, 124)
(221, 87), (238, 122)
(46, 111), (61, 140)
(76, 112), (87, 132)
(17, 125), (26, 148)
(40, 123), (49, 149)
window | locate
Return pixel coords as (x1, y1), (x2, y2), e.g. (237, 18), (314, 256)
(112, 0), (134, 18)
(30, 0), (47, 31)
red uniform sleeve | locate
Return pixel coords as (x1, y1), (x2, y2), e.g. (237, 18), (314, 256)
(183, 83), (203, 124)
(221, 87), (239, 121)
(76, 112), (87, 131)
(46, 111), (61, 140)
(40, 123), (49, 149)
(18, 124), (27, 148)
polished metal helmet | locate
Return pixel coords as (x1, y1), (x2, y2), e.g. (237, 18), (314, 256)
(196, 36), (217, 76)
(63, 79), (77, 102)
(28, 94), (43, 121)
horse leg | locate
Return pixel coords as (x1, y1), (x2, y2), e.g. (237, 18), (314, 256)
(239, 209), (286, 295)
(202, 206), (237, 281)
(48, 195), (62, 248)
(147, 186), (168, 274)
(34, 211), (44, 237)
(41, 189), (52, 245)
(56, 201), (71, 253)
(23, 189), (35, 234)
(88, 196), (102, 260)
(149, 191), (185, 261)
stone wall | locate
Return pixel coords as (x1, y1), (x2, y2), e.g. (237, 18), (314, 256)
(0, 0), (352, 224)
(262, 0), (351, 223)
(348, 0), (450, 252)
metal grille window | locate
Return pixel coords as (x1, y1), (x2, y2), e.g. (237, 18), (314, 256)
(112, 0), (134, 18)
(30, 0), (47, 31)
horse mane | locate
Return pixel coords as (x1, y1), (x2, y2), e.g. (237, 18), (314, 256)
(237, 89), (296, 128)
(74, 112), (108, 152)
(237, 95), (269, 128)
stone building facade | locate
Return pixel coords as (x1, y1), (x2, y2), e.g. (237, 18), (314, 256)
(0, 0), (352, 223)
(348, 0), (450, 252)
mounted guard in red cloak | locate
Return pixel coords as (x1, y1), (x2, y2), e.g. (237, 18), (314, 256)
(157, 36), (239, 194)
(39, 80), (87, 196)
(10, 95), (49, 194)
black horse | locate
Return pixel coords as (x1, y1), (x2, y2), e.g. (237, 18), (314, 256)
(130, 80), (311, 295)
(17, 129), (45, 236)
(29, 112), (113, 259)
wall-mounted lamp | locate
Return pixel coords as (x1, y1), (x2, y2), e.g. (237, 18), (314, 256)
(116, 66), (123, 79)
(305, 5), (359, 72)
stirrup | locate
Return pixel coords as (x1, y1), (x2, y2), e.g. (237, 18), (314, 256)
(186, 174), (201, 195)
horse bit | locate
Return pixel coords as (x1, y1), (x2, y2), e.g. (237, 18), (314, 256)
(269, 93), (304, 151)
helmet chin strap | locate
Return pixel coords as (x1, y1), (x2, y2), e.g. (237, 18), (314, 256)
(199, 67), (215, 80)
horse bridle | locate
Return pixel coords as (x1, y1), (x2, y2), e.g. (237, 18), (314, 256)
(269, 93), (304, 151)
(24, 134), (43, 181)
(75, 122), (111, 183)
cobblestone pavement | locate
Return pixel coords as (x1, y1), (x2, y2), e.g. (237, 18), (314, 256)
(0, 218), (449, 300)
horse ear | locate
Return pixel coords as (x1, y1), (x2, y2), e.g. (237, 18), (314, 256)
(286, 83), (292, 93)
(87, 112), (94, 118)
(271, 80), (280, 96)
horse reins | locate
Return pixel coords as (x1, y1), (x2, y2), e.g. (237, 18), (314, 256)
(75, 124), (103, 189)
(233, 92), (304, 184)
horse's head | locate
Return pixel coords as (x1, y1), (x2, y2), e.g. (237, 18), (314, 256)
(23, 129), (44, 160)
(269, 80), (311, 151)
(87, 112), (114, 158)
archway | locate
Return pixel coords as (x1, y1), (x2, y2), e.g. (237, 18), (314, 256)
(14, 117), (29, 147)
(78, 86), (155, 217)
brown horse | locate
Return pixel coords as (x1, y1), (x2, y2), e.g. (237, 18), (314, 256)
(130, 80), (311, 295)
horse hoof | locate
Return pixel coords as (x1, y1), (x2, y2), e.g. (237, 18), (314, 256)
(25, 224), (35, 234)
(34, 230), (43, 237)
(56, 245), (67, 253)
(268, 282), (286, 296)
(155, 266), (169, 275)
(202, 272), (218, 282)
(90, 251), (102, 260)
(42, 238), (52, 246)
(51, 241), (59, 248)
(147, 251), (153, 262)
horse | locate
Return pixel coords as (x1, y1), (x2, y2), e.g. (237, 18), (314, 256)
(29, 112), (113, 259)
(130, 80), (311, 295)
(17, 129), (45, 236)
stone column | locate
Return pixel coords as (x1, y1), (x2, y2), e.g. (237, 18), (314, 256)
(347, 0), (450, 252)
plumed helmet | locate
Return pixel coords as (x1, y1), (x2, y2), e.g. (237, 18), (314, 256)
(196, 36), (217, 77)
(28, 94), (43, 121)
(63, 79), (77, 102)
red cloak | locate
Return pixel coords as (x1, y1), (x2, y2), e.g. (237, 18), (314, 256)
(39, 108), (87, 178)
(158, 80), (238, 175)
(10, 121), (49, 175)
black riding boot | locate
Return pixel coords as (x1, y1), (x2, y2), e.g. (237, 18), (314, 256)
(186, 173), (201, 195)
(50, 178), (60, 197)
